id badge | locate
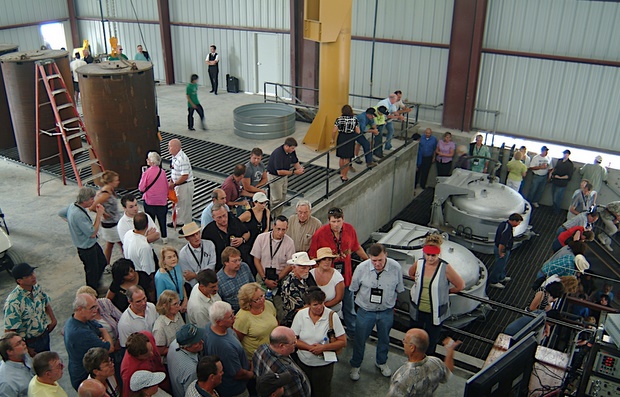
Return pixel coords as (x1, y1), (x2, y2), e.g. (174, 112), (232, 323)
(334, 262), (344, 274)
(370, 288), (383, 304)
(472, 158), (480, 165)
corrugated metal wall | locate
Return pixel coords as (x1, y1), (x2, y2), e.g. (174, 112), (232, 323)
(0, 0), (68, 51)
(348, 0), (453, 123)
(169, 0), (290, 89)
(476, 0), (620, 153)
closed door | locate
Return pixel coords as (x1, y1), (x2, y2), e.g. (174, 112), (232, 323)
(255, 33), (281, 95)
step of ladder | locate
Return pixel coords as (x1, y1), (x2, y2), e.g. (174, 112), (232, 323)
(61, 117), (80, 127)
(80, 172), (106, 185)
(65, 130), (85, 142)
(51, 88), (67, 96)
(75, 158), (101, 171)
(71, 144), (93, 157)
(46, 73), (62, 80)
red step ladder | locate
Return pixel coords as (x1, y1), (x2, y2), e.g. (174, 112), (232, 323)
(35, 58), (105, 195)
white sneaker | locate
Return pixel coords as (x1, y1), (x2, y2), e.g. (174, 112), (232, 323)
(489, 282), (505, 289)
(532, 202), (539, 208)
(349, 367), (360, 381)
(376, 363), (392, 377)
(501, 276), (512, 282)
(605, 244), (614, 252)
(103, 264), (112, 274)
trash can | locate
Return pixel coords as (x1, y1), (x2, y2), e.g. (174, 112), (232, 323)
(227, 74), (239, 93)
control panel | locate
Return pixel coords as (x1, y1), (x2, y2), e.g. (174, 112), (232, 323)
(586, 375), (620, 397)
(593, 351), (620, 378)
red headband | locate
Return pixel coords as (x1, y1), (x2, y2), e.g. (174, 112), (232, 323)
(423, 245), (441, 255)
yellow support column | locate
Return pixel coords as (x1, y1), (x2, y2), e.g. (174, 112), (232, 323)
(302, 0), (352, 151)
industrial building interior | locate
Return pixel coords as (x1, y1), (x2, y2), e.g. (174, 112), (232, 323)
(1, 0), (620, 396)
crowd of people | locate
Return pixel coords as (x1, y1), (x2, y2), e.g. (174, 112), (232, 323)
(3, 105), (619, 397)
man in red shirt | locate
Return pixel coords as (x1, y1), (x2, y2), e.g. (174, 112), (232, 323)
(120, 331), (170, 397)
(308, 207), (368, 338)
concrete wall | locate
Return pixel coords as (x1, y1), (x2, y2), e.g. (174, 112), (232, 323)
(310, 141), (419, 243)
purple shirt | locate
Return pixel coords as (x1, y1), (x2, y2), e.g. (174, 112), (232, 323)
(436, 140), (455, 163)
(138, 166), (169, 206)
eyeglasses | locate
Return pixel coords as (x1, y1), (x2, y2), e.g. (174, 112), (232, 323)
(170, 301), (180, 307)
(252, 295), (265, 303)
(328, 208), (343, 216)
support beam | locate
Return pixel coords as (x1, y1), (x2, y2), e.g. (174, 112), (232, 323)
(290, 0), (318, 106)
(157, 0), (174, 84)
(442, 0), (488, 132)
(66, 0), (79, 48)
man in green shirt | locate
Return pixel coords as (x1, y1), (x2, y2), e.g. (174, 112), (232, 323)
(186, 74), (206, 131)
(108, 45), (128, 61)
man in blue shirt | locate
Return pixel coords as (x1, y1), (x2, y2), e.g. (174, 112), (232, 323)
(349, 243), (404, 381)
(353, 108), (378, 169)
(489, 213), (523, 289)
(416, 128), (438, 189)
(267, 138), (305, 217)
(58, 187), (107, 290)
(64, 293), (113, 391)
(0, 332), (35, 397)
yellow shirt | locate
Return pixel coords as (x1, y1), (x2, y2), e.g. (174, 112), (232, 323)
(418, 278), (432, 313)
(28, 377), (68, 397)
(233, 300), (278, 360)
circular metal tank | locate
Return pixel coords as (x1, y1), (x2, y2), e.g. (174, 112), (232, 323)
(78, 61), (159, 189)
(0, 44), (18, 150)
(233, 103), (295, 140)
(0, 49), (74, 165)
(446, 180), (531, 238)
(376, 221), (488, 321)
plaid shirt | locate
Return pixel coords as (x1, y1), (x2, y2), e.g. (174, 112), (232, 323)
(3, 284), (51, 339)
(541, 254), (577, 278)
(217, 263), (254, 312)
(252, 344), (310, 397)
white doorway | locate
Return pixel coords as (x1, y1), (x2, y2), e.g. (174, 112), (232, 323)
(40, 22), (67, 50)
(255, 33), (281, 96)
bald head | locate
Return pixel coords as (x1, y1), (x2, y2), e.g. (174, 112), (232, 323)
(405, 328), (429, 353)
(78, 379), (106, 397)
(168, 138), (182, 155)
(212, 188), (227, 204)
(270, 326), (295, 345)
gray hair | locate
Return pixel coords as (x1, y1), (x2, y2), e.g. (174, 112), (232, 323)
(73, 293), (90, 311)
(147, 151), (161, 166)
(209, 301), (233, 323)
(296, 200), (312, 210)
(76, 187), (96, 204)
(211, 202), (226, 214)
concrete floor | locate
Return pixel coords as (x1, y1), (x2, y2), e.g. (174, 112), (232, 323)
(0, 86), (465, 396)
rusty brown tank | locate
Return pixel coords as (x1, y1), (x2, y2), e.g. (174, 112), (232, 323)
(0, 49), (75, 165)
(0, 44), (18, 150)
(77, 61), (159, 189)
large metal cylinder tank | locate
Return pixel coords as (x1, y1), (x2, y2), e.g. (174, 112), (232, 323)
(0, 44), (18, 150)
(0, 49), (74, 165)
(430, 169), (533, 254)
(78, 61), (159, 189)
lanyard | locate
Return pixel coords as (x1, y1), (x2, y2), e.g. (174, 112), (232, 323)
(166, 267), (181, 295)
(74, 202), (90, 217)
(581, 192), (588, 209)
(270, 232), (284, 260)
(187, 242), (205, 272)
(331, 228), (342, 256)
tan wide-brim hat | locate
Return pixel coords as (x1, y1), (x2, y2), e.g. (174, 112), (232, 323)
(179, 221), (201, 238)
(314, 247), (337, 261)
(287, 252), (316, 266)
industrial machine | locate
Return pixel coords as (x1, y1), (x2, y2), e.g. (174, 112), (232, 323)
(430, 168), (535, 254)
(373, 221), (490, 328)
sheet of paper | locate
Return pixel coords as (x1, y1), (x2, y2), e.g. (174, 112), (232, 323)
(323, 351), (338, 362)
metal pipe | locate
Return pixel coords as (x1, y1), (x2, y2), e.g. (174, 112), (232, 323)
(369, 0), (378, 97)
(98, 0), (108, 54)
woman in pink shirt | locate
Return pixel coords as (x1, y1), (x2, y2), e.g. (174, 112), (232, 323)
(435, 132), (456, 177)
(139, 152), (170, 239)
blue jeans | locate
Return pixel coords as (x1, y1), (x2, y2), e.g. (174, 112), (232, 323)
(25, 329), (50, 355)
(552, 184), (567, 213)
(342, 287), (356, 336)
(527, 174), (547, 204)
(350, 307), (394, 367)
(489, 246), (510, 284)
(384, 122), (395, 150)
(355, 134), (373, 164)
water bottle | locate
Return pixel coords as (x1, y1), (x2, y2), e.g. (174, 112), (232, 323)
(265, 289), (273, 301)
(321, 337), (328, 345)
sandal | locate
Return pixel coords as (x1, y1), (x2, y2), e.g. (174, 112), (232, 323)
(340, 176), (348, 183)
